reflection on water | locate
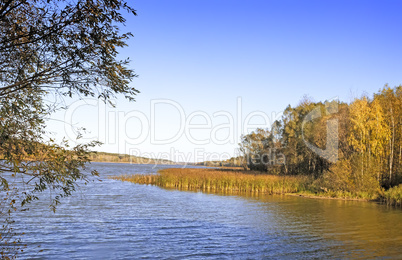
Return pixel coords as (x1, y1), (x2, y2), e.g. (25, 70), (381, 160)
(13, 163), (402, 259)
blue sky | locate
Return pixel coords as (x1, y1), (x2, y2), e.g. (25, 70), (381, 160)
(48, 0), (402, 162)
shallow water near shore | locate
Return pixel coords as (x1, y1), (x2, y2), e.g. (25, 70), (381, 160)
(14, 162), (402, 259)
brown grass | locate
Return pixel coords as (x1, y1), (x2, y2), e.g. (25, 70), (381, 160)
(111, 168), (313, 195)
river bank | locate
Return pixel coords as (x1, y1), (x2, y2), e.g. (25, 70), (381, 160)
(89, 151), (176, 165)
(112, 168), (402, 207)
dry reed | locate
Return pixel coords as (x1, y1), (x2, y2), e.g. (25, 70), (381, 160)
(111, 168), (313, 195)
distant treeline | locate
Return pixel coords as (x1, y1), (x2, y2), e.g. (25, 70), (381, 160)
(214, 85), (402, 194)
(90, 152), (174, 165)
(195, 157), (243, 167)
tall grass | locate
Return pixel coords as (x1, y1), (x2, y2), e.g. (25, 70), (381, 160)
(112, 168), (313, 195)
(381, 184), (402, 207)
(112, 168), (402, 207)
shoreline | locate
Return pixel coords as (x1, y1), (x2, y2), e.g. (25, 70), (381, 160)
(90, 160), (184, 165)
(286, 193), (375, 202)
(111, 167), (401, 207)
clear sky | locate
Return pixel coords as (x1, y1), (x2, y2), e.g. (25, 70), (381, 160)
(47, 0), (402, 162)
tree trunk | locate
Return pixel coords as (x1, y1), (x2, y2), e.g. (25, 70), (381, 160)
(389, 107), (395, 186)
(399, 118), (402, 171)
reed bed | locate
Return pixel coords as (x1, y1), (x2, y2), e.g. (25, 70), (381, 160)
(111, 168), (313, 195)
(381, 184), (402, 207)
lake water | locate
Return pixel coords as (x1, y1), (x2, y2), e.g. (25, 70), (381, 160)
(14, 162), (402, 259)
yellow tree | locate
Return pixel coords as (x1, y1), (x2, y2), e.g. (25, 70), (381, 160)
(348, 96), (371, 179)
(375, 86), (400, 186)
(368, 98), (390, 182)
(395, 86), (402, 181)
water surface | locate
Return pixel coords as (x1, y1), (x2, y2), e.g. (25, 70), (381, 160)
(14, 163), (402, 259)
